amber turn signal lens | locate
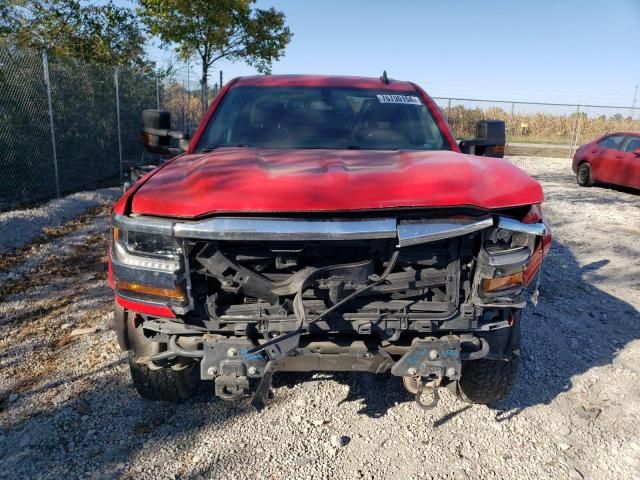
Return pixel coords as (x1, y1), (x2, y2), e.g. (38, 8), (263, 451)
(115, 280), (185, 300)
(482, 272), (524, 293)
(112, 227), (120, 241)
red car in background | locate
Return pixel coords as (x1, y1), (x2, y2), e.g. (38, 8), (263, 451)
(572, 132), (640, 190)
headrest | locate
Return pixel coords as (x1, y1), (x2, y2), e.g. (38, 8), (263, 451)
(252, 100), (285, 127)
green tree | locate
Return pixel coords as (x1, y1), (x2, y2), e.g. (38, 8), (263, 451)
(0, 0), (149, 68)
(138, 0), (292, 110)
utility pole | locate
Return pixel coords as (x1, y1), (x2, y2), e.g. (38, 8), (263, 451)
(219, 70), (223, 92)
(632, 85), (638, 119)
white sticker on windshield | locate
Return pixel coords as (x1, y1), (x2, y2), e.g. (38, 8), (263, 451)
(376, 94), (422, 105)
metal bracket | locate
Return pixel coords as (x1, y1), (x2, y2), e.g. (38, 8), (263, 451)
(391, 336), (462, 381)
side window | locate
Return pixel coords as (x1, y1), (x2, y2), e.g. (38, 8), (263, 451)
(597, 135), (626, 151)
(622, 136), (640, 153)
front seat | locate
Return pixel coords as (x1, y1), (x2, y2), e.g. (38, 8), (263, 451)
(354, 99), (415, 148)
(250, 100), (285, 144)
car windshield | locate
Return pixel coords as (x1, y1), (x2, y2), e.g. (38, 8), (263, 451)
(196, 86), (449, 152)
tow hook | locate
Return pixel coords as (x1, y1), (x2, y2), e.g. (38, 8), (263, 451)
(392, 336), (470, 411)
(415, 380), (441, 411)
(214, 374), (250, 400)
(403, 375), (441, 410)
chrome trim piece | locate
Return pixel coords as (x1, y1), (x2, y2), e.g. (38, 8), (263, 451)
(113, 213), (547, 244)
(397, 217), (494, 247)
(113, 213), (174, 236)
(496, 217), (547, 236)
(173, 217), (398, 241)
(482, 246), (531, 267)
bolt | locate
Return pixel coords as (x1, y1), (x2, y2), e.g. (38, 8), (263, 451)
(428, 350), (439, 360)
(248, 366), (257, 375)
(407, 367), (418, 376)
(207, 366), (217, 376)
(364, 352), (372, 358)
(227, 347), (238, 357)
(446, 367), (457, 377)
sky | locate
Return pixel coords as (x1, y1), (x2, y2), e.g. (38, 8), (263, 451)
(125, 0), (640, 107)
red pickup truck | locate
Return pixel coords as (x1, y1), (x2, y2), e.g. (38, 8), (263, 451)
(109, 74), (551, 410)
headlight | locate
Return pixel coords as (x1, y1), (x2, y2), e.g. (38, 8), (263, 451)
(111, 225), (186, 307)
(125, 230), (181, 258)
(112, 227), (181, 271)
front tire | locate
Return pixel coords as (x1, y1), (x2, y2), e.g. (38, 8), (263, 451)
(456, 314), (521, 404)
(456, 355), (520, 404)
(577, 162), (594, 187)
(128, 353), (200, 402)
(127, 323), (200, 402)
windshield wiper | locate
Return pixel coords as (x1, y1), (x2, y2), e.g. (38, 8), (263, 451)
(201, 144), (248, 152)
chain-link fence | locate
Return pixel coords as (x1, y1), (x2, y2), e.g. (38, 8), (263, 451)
(433, 97), (640, 158)
(0, 41), (156, 210)
(158, 70), (222, 137)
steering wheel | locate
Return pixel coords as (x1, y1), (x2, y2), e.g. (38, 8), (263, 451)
(357, 129), (411, 149)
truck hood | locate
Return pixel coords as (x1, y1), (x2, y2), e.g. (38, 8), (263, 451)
(131, 148), (543, 218)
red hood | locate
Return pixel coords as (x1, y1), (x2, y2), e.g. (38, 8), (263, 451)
(130, 148), (543, 218)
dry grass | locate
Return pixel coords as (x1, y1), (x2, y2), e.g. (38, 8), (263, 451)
(443, 105), (640, 145)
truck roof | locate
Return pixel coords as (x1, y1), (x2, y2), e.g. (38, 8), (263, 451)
(233, 74), (418, 92)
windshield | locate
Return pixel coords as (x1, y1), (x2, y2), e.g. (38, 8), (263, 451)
(195, 86), (449, 152)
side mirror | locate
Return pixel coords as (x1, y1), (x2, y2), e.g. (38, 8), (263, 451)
(634, 148), (640, 157)
(140, 109), (190, 154)
(459, 120), (506, 158)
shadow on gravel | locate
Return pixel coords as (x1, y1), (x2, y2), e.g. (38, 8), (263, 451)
(273, 371), (413, 418)
(491, 239), (640, 419)
(0, 370), (252, 479)
(591, 183), (640, 197)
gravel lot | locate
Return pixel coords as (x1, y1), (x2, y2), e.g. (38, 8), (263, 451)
(1, 157), (639, 480)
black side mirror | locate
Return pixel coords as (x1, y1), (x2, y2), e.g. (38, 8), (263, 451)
(459, 120), (506, 158)
(140, 109), (190, 154)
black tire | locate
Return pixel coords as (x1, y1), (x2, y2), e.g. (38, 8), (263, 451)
(456, 355), (520, 404)
(128, 353), (200, 402)
(456, 314), (520, 405)
(577, 162), (594, 187)
(127, 324), (200, 402)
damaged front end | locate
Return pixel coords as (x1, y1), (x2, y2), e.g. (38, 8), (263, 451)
(110, 206), (550, 408)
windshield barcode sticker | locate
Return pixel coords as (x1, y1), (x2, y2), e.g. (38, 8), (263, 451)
(376, 94), (422, 105)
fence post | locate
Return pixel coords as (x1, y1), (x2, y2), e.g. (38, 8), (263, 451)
(568, 105), (581, 158)
(572, 106), (583, 158)
(114, 69), (123, 180)
(182, 80), (187, 132)
(42, 51), (60, 198)
(507, 102), (515, 147)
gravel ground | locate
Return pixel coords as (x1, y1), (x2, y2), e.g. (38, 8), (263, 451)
(0, 157), (639, 480)
(0, 188), (121, 253)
